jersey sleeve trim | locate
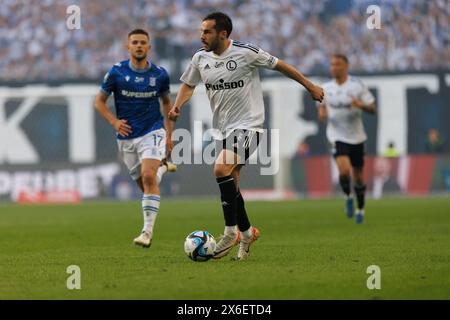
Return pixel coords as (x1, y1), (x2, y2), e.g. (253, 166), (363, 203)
(232, 42), (259, 54)
(99, 87), (112, 97)
(160, 89), (171, 96)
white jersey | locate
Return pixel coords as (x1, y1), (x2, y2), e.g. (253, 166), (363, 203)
(180, 39), (278, 139)
(321, 76), (375, 144)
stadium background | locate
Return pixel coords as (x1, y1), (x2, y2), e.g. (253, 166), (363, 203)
(0, 0), (449, 202)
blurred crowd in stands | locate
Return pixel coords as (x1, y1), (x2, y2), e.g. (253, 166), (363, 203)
(1, 0), (449, 81)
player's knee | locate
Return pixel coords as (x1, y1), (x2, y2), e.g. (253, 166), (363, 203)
(339, 172), (351, 181)
(354, 177), (364, 186)
(141, 171), (157, 188)
(214, 165), (233, 178)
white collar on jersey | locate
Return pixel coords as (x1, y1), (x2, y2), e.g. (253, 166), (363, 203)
(128, 60), (152, 73)
(211, 39), (234, 58)
(334, 75), (351, 86)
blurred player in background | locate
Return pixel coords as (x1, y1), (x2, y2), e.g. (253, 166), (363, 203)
(318, 54), (376, 224)
(95, 29), (176, 248)
(169, 12), (323, 260)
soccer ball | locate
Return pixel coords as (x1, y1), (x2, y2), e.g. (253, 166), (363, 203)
(184, 230), (216, 262)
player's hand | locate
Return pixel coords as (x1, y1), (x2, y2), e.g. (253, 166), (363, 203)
(351, 97), (365, 109)
(113, 119), (132, 137)
(308, 84), (324, 102)
(166, 136), (173, 158)
(168, 106), (180, 122)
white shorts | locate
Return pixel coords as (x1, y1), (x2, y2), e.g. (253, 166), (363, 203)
(117, 128), (166, 180)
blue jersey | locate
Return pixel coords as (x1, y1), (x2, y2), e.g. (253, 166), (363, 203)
(100, 59), (170, 140)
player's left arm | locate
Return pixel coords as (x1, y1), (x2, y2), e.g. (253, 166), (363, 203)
(274, 60), (324, 102)
(351, 99), (376, 114)
(351, 81), (376, 114)
(161, 92), (174, 157)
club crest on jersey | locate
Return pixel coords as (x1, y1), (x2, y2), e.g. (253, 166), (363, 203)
(149, 77), (156, 86)
(226, 60), (237, 71)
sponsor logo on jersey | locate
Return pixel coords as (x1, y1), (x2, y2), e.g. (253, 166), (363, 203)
(121, 90), (158, 98)
(330, 102), (352, 109)
(205, 79), (244, 91)
(135, 76), (145, 83)
(268, 56), (276, 65)
(226, 60), (237, 71)
(215, 61), (224, 68)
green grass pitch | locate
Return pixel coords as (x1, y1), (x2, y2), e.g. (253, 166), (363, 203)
(0, 197), (449, 299)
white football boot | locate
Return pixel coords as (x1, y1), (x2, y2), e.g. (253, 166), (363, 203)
(134, 231), (152, 248)
(161, 158), (177, 172)
(213, 231), (241, 259)
(235, 227), (260, 261)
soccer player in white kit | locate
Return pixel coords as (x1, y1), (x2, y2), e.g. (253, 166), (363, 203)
(318, 54), (376, 224)
(169, 12), (324, 260)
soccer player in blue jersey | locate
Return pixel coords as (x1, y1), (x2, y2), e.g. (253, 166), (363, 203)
(95, 29), (176, 248)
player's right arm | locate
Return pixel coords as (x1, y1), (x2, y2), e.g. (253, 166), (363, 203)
(95, 68), (132, 137)
(95, 92), (132, 137)
(168, 54), (202, 122)
(168, 83), (195, 122)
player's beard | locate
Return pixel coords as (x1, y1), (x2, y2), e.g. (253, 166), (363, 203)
(133, 54), (147, 62)
(205, 37), (219, 52)
(133, 50), (147, 62)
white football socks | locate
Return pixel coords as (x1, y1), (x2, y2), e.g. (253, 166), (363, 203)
(140, 163), (167, 235)
(142, 194), (160, 234)
(156, 165), (168, 185)
(224, 225), (237, 236)
(241, 226), (253, 239)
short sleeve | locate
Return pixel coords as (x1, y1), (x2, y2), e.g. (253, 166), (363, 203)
(251, 47), (279, 69)
(100, 67), (116, 96)
(180, 56), (201, 86)
(160, 67), (170, 95)
(359, 82), (375, 105)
